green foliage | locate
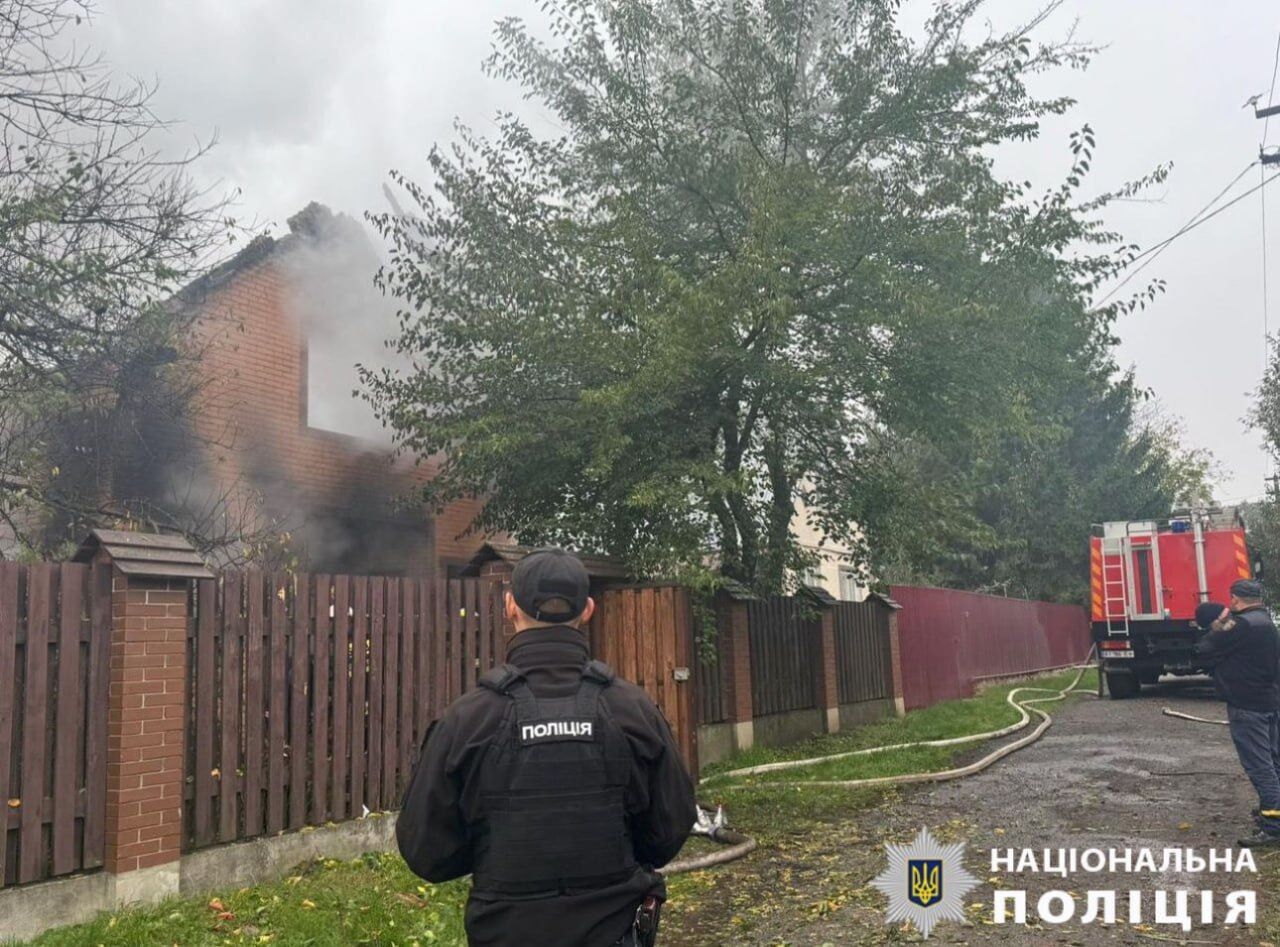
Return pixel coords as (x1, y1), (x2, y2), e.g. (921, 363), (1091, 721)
(1, 0), (245, 558)
(366, 0), (1192, 594)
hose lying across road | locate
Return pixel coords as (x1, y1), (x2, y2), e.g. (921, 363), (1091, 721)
(664, 652), (1099, 874)
(1161, 707), (1229, 726)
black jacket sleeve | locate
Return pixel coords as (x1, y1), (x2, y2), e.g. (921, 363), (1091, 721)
(1194, 625), (1244, 667)
(629, 704), (697, 868)
(396, 715), (472, 883)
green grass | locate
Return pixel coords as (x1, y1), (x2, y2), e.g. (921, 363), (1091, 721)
(701, 666), (1097, 786)
(18, 851), (469, 947)
(15, 666), (1096, 946)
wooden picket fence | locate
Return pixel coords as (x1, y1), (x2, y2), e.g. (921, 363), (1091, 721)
(184, 573), (504, 850)
(588, 586), (698, 773)
(0, 562), (110, 889)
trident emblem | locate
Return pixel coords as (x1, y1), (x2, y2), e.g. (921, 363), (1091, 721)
(908, 859), (942, 907)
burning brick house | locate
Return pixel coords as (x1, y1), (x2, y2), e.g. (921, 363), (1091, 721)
(174, 202), (492, 575)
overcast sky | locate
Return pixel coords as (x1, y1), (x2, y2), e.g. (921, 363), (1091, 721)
(88, 0), (1280, 503)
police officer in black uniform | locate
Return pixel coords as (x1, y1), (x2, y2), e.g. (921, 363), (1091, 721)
(1193, 579), (1280, 846)
(397, 548), (697, 946)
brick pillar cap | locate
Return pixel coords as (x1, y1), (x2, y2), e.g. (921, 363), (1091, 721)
(71, 528), (214, 579)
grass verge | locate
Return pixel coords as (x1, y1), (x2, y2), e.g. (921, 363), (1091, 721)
(701, 666), (1097, 786)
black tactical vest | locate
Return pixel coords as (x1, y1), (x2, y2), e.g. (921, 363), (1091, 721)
(470, 659), (638, 898)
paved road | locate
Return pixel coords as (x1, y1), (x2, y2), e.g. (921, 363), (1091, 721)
(674, 678), (1278, 945)
(904, 677), (1266, 945)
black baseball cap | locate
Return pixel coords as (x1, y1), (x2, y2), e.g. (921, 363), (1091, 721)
(1231, 578), (1264, 600)
(1194, 601), (1226, 629)
(511, 548), (590, 623)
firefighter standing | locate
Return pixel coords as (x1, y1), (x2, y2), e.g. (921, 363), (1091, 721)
(1193, 579), (1280, 846)
(397, 548), (697, 946)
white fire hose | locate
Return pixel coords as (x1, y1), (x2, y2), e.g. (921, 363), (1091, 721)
(702, 648), (1097, 791)
(665, 651), (1098, 875)
(1161, 707), (1228, 726)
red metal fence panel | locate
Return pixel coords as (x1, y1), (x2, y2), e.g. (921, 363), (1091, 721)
(0, 562), (109, 889)
(890, 585), (1092, 710)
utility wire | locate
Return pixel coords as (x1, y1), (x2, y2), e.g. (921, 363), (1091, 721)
(1263, 31), (1280, 147)
(1095, 163), (1264, 307)
(1262, 31), (1278, 477)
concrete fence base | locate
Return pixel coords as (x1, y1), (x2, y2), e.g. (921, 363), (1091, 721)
(0, 815), (399, 943)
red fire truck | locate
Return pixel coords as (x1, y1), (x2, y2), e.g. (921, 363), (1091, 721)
(1090, 509), (1258, 699)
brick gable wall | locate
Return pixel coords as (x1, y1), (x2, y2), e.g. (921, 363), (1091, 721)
(185, 239), (490, 574)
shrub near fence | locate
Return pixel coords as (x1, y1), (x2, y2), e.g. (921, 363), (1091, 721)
(184, 573), (505, 851)
(0, 562), (110, 889)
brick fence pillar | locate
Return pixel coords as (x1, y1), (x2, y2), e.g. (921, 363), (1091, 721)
(717, 594), (755, 752)
(815, 605), (841, 734)
(74, 530), (213, 906)
(104, 574), (189, 901)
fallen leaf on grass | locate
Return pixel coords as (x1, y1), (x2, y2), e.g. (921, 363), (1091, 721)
(396, 893), (428, 909)
(207, 899), (225, 912)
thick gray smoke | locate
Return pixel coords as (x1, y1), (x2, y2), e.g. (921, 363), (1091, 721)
(279, 203), (406, 446)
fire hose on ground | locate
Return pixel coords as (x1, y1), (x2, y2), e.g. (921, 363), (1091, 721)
(663, 650), (1099, 876)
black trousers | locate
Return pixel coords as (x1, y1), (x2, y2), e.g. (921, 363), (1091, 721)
(1228, 705), (1280, 832)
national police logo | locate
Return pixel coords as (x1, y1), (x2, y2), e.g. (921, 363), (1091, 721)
(870, 826), (978, 938)
(908, 858), (942, 907)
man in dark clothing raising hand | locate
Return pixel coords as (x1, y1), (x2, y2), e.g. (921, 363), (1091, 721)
(1194, 579), (1280, 847)
(397, 548), (697, 946)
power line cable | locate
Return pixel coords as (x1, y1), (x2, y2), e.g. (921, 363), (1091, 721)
(1263, 31), (1280, 147)
(1096, 163), (1266, 307)
(1262, 31), (1278, 477)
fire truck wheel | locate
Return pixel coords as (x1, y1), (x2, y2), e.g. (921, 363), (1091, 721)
(1106, 670), (1140, 700)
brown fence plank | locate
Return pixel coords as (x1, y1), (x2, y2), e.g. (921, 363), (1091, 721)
(433, 579), (448, 718)
(289, 575), (310, 831)
(82, 563), (110, 870)
(446, 580), (461, 703)
(51, 564), (83, 876)
(349, 577), (367, 818)
(381, 579), (400, 806)
(312, 575), (331, 825)
(192, 577), (217, 848)
(20, 565), (51, 883)
(0, 566), (17, 887)
(415, 579), (431, 741)
(398, 581), (415, 795)
(243, 572), (265, 837)
(464, 581), (479, 693)
(218, 573), (243, 843)
(477, 580), (491, 679)
(331, 576), (349, 822)
(266, 574), (288, 834)
(367, 578), (384, 810)
(676, 590), (698, 774)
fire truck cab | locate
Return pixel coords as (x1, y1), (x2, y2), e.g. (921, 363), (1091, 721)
(1090, 508), (1257, 699)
